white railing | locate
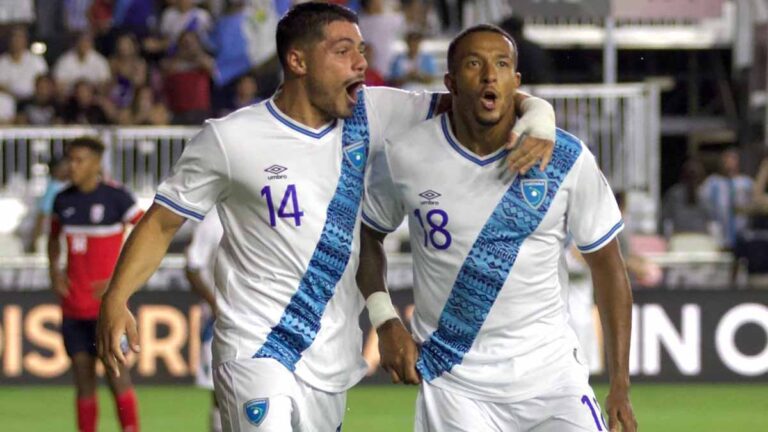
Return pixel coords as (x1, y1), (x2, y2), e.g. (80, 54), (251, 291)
(528, 82), (663, 232)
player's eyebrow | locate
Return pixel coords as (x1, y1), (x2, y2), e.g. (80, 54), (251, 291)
(465, 50), (513, 60)
(328, 37), (364, 48)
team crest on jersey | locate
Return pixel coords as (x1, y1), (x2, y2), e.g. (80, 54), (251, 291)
(244, 398), (269, 426)
(90, 204), (105, 223)
(343, 141), (366, 171)
(521, 179), (547, 209)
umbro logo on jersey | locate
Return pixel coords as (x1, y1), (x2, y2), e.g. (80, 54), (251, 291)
(521, 179), (547, 209)
(244, 398), (269, 426)
(419, 189), (441, 205)
(265, 164), (288, 180)
(62, 207), (76, 218)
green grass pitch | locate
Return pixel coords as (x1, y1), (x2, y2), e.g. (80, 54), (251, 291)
(0, 384), (765, 431)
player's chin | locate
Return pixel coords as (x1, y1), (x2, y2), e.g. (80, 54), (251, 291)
(475, 111), (502, 126)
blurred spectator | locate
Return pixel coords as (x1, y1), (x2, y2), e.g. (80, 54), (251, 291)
(699, 148), (754, 249)
(0, 90), (15, 124)
(159, 0), (213, 50)
(500, 15), (554, 84)
(217, 73), (261, 116)
(0, 0), (35, 27)
(63, 0), (95, 33)
(0, 26), (49, 100)
(363, 44), (386, 86)
(661, 159), (716, 238)
(53, 32), (112, 95)
(162, 30), (214, 124)
(60, 80), (112, 124)
(616, 191), (662, 287)
(401, 0), (439, 36)
(388, 30), (437, 88)
(118, 85), (170, 125)
(109, 33), (147, 108)
(359, 0), (405, 78)
(111, 0), (156, 38)
(16, 74), (59, 125)
(26, 157), (69, 253)
(752, 155), (768, 221)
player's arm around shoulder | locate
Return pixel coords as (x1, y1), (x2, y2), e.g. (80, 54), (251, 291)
(504, 91), (557, 174)
(97, 203), (186, 377)
(582, 240), (638, 432)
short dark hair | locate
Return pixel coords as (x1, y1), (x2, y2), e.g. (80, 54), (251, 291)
(68, 136), (105, 156)
(446, 24), (517, 74)
(276, 2), (358, 70)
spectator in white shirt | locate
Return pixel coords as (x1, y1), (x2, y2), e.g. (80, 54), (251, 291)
(0, 26), (48, 100)
(53, 32), (111, 96)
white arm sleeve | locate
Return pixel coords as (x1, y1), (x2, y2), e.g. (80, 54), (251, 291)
(362, 142), (406, 233)
(155, 121), (230, 222)
(366, 86), (440, 138)
(567, 146), (624, 253)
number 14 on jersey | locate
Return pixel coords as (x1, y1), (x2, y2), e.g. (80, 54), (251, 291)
(261, 184), (304, 227)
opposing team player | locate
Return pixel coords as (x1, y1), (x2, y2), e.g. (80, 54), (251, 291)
(48, 136), (143, 432)
(185, 208), (224, 432)
(359, 25), (638, 431)
(97, 3), (556, 431)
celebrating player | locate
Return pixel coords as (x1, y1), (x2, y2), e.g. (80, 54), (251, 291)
(48, 136), (143, 432)
(97, 3), (556, 431)
(358, 25), (638, 431)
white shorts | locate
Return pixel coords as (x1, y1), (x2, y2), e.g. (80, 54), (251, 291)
(415, 380), (608, 432)
(214, 357), (346, 432)
(196, 303), (215, 390)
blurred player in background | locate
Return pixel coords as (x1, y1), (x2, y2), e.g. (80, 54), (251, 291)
(97, 3), (556, 431)
(359, 25), (637, 431)
(26, 156), (69, 253)
(48, 137), (143, 432)
(185, 208), (224, 432)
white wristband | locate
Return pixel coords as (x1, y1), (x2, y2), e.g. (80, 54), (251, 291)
(366, 291), (400, 330)
(513, 96), (556, 142)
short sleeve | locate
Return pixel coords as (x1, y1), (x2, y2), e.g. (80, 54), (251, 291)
(155, 122), (230, 222)
(567, 148), (624, 253)
(362, 141), (406, 233)
(366, 87), (441, 138)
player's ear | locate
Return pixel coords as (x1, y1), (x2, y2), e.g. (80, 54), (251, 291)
(444, 72), (456, 95)
(285, 47), (307, 76)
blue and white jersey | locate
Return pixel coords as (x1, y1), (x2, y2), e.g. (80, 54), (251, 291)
(155, 86), (437, 393)
(362, 113), (623, 402)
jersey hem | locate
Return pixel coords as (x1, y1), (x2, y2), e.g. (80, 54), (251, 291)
(361, 211), (396, 233)
(577, 220), (625, 253)
(154, 193), (205, 221)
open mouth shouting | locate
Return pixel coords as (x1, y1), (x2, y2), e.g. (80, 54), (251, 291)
(345, 79), (365, 105)
(480, 88), (498, 111)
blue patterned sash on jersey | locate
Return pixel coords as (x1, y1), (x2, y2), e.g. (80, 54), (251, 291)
(416, 129), (583, 381)
(254, 92), (370, 370)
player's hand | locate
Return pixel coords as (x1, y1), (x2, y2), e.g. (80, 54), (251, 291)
(51, 272), (70, 298)
(504, 132), (555, 176)
(97, 296), (140, 378)
(377, 319), (421, 385)
(605, 386), (637, 432)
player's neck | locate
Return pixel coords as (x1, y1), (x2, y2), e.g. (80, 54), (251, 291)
(449, 111), (516, 157)
(77, 176), (100, 193)
(273, 82), (334, 129)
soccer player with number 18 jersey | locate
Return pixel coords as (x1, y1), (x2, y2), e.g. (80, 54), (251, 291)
(359, 26), (638, 431)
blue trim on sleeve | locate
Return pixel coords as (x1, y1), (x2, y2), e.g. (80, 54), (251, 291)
(154, 194), (205, 221)
(266, 101), (337, 139)
(361, 211), (396, 233)
(577, 220), (624, 252)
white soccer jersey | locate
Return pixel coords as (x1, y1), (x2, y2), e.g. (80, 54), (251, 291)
(362, 113), (623, 402)
(155, 86), (438, 393)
